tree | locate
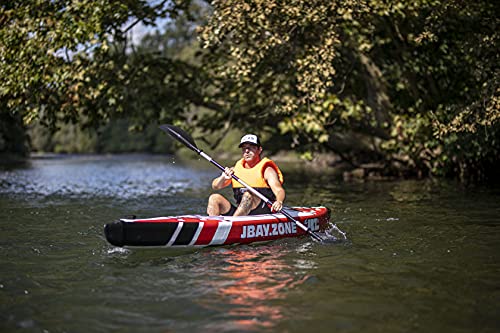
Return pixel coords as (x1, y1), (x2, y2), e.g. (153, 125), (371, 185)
(198, 0), (500, 180)
(0, 0), (192, 129)
(2, 0), (498, 181)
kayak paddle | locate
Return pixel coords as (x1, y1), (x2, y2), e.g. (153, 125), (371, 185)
(159, 124), (325, 242)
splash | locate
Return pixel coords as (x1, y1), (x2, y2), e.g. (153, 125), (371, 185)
(316, 223), (347, 244)
(106, 247), (130, 255)
(329, 223), (347, 239)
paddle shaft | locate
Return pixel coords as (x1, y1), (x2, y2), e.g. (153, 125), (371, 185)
(162, 130), (324, 241)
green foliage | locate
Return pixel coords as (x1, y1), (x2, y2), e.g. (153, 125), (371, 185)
(28, 119), (174, 154)
(0, 0), (192, 129)
(96, 119), (175, 154)
(199, 0), (500, 180)
(1, 0), (498, 181)
(1, 0), (201, 155)
(0, 112), (29, 155)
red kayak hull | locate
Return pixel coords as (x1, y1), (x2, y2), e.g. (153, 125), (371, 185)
(105, 207), (330, 247)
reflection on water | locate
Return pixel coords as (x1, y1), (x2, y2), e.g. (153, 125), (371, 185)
(198, 244), (313, 332)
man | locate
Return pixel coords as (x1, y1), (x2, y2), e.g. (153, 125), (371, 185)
(207, 134), (285, 216)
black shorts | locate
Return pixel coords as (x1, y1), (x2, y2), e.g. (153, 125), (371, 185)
(222, 200), (272, 216)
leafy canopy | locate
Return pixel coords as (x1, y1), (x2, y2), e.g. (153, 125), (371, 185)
(1, 0), (499, 180)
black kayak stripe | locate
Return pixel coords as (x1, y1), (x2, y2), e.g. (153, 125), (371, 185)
(173, 222), (199, 245)
(124, 222), (179, 246)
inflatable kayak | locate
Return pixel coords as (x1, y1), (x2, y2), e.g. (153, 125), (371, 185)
(104, 206), (330, 247)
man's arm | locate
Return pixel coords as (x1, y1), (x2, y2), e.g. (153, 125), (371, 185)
(264, 166), (285, 212)
(212, 167), (234, 190)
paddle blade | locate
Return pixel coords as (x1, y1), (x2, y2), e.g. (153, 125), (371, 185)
(159, 124), (199, 152)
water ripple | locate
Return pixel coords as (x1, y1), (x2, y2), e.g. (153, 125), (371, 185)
(0, 154), (213, 200)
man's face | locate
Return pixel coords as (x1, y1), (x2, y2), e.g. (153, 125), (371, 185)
(241, 143), (261, 162)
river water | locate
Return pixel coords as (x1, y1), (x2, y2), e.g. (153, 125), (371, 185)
(0, 154), (499, 333)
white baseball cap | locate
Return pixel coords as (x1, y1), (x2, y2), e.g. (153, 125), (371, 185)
(238, 134), (261, 147)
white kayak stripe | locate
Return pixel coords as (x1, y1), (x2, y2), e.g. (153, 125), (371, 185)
(222, 210), (318, 222)
(188, 222), (204, 246)
(120, 215), (224, 223)
(120, 208), (324, 224)
(210, 221), (232, 245)
(223, 215), (276, 222)
(166, 222), (183, 247)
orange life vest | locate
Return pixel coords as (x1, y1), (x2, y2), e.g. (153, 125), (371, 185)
(231, 157), (284, 203)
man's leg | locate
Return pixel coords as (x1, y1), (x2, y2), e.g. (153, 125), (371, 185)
(234, 191), (260, 216)
(207, 193), (232, 216)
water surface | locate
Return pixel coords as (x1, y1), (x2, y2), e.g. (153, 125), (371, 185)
(1, 154), (499, 332)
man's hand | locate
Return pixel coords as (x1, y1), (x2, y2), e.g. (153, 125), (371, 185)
(221, 167), (234, 180)
(213, 167), (234, 190)
(271, 200), (283, 212)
